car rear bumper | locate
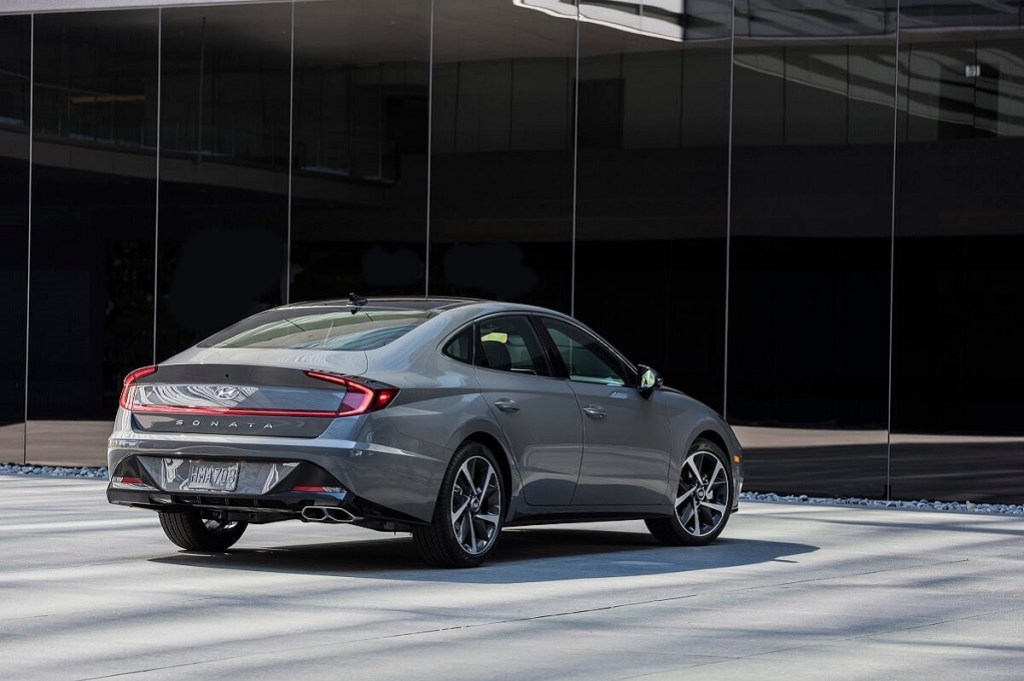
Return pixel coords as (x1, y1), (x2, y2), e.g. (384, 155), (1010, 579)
(107, 409), (450, 525)
(106, 471), (423, 529)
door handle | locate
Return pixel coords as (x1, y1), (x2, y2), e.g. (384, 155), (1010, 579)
(582, 405), (606, 419)
(493, 398), (520, 414)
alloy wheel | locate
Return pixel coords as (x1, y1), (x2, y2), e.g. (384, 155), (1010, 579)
(449, 455), (502, 555)
(674, 448), (730, 537)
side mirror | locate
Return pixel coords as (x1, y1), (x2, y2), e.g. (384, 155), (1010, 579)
(637, 364), (664, 399)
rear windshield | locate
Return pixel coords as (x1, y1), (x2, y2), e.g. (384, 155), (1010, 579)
(199, 309), (436, 351)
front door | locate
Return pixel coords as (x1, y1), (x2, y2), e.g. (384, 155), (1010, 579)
(535, 316), (672, 506)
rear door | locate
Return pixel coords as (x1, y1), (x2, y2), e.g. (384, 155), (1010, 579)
(469, 315), (583, 506)
(535, 316), (672, 506)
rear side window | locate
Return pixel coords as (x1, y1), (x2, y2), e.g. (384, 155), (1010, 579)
(442, 327), (475, 364)
(199, 309), (435, 350)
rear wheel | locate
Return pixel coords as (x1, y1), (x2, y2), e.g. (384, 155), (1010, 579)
(646, 438), (732, 546)
(158, 510), (248, 551)
(414, 441), (505, 568)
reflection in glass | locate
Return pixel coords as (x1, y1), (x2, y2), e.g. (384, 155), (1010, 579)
(33, 11), (158, 149)
(429, 0), (576, 310)
(0, 16), (30, 464)
(728, 2), (894, 498)
(157, 4), (290, 358)
(574, 11), (730, 411)
(28, 11), (158, 465)
(160, 6), (290, 165)
(899, 0), (1019, 31)
(290, 0), (430, 301)
(736, 0), (895, 38)
(891, 27), (1024, 502)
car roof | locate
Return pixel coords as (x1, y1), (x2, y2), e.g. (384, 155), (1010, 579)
(277, 296), (481, 312)
(275, 296), (575, 318)
(272, 296), (586, 334)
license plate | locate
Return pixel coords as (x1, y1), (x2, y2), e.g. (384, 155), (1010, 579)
(187, 461), (240, 492)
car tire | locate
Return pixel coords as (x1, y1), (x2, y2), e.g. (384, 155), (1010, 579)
(158, 510), (248, 551)
(414, 440), (505, 568)
(646, 438), (732, 546)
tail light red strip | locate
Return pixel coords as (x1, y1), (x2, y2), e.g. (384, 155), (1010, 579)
(305, 371), (398, 415)
(118, 366), (397, 418)
(119, 366), (158, 409)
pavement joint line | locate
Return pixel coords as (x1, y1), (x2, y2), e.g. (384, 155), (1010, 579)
(622, 603), (1024, 680)
(73, 596), (1019, 681)
(69, 556), (981, 681)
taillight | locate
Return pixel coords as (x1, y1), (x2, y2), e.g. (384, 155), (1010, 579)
(118, 365), (395, 418)
(306, 371), (399, 416)
(119, 366), (157, 410)
(110, 475), (156, 490)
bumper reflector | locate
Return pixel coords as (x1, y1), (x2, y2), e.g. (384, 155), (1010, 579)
(291, 485), (343, 494)
(111, 476), (157, 491)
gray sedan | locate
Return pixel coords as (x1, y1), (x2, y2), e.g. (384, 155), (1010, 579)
(108, 296), (744, 567)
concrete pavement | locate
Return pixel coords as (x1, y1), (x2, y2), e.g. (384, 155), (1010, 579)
(0, 475), (1021, 680)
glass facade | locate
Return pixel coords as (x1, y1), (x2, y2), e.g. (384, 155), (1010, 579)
(290, 0), (430, 301)
(575, 4), (730, 414)
(0, 15), (30, 465)
(157, 4), (291, 357)
(728, 0), (895, 497)
(429, 0), (576, 312)
(1, 0), (1022, 503)
(28, 10), (158, 464)
(891, 0), (1024, 502)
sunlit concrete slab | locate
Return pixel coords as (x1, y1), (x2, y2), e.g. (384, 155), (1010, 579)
(0, 476), (1021, 680)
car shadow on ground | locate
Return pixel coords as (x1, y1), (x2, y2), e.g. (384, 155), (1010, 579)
(151, 527), (818, 582)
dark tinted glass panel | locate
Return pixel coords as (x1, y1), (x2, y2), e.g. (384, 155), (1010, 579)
(728, 3), (895, 498)
(157, 4), (290, 358)
(28, 11), (158, 465)
(429, 0), (576, 310)
(891, 25), (1024, 503)
(443, 326), (475, 364)
(538, 316), (629, 387)
(0, 16), (29, 464)
(574, 13), (730, 411)
(34, 11), (157, 149)
(290, 0), (429, 301)
(736, 0), (896, 37)
(900, 0), (1020, 30)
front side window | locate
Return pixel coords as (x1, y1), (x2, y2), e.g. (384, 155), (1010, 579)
(200, 309), (435, 351)
(474, 316), (551, 376)
(538, 317), (629, 386)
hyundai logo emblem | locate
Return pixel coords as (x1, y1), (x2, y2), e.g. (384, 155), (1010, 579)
(215, 386), (240, 400)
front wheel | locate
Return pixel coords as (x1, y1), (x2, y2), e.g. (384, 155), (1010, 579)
(646, 438), (732, 546)
(158, 510), (248, 551)
(414, 441), (505, 568)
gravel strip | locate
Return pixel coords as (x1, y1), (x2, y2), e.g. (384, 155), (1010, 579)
(2, 464), (1021, 516)
(1, 463), (108, 479)
(741, 491), (1024, 516)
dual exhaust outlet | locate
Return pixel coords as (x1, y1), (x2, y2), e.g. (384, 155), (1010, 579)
(301, 505), (359, 523)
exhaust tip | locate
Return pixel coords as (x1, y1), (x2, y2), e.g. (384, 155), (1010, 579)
(301, 505), (360, 523)
(301, 506), (327, 521)
(323, 507), (357, 523)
